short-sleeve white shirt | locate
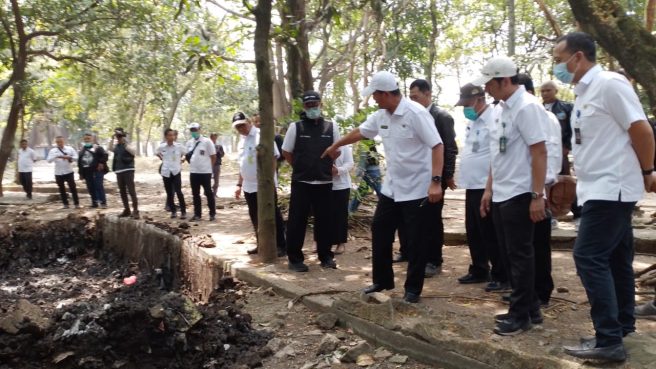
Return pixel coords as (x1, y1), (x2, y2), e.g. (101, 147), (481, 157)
(157, 142), (186, 177)
(458, 104), (498, 190)
(359, 98), (442, 202)
(18, 147), (37, 173)
(489, 86), (548, 202)
(571, 65), (647, 205)
(545, 111), (563, 184)
(238, 127), (280, 193)
(47, 145), (78, 176)
(186, 136), (216, 174)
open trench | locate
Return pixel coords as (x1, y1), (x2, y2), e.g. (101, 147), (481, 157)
(0, 214), (271, 369)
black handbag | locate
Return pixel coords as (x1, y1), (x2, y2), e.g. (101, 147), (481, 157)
(185, 141), (201, 163)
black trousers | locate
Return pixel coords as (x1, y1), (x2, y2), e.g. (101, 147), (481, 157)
(492, 193), (540, 319)
(330, 189), (350, 245)
(55, 172), (79, 206)
(190, 173), (215, 217)
(286, 181), (333, 264)
(116, 171), (138, 211)
(244, 191), (286, 251)
(398, 193), (444, 267)
(372, 195), (435, 295)
(465, 189), (505, 281)
(534, 210), (554, 304)
(19, 172), (32, 197)
(163, 173), (186, 214)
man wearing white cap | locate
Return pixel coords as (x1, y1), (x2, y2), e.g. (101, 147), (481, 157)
(475, 56), (548, 336)
(322, 71), (444, 303)
(186, 122), (217, 221)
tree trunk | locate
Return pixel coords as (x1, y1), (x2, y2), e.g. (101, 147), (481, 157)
(0, 0), (28, 196)
(272, 41), (291, 118)
(253, 0), (277, 263)
(163, 77), (196, 130)
(646, 0), (656, 32)
(294, 0), (313, 91)
(425, 0), (439, 85)
(507, 0), (516, 56)
(567, 0), (656, 117)
(283, 0), (303, 101)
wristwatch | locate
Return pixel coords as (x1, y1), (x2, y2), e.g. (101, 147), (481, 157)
(431, 176), (442, 183)
(531, 192), (544, 199)
(642, 168), (654, 176)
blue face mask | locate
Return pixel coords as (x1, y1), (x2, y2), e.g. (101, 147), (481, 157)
(463, 106), (479, 121)
(305, 107), (321, 120)
(191, 131), (200, 139)
(553, 54), (576, 84)
(84, 143), (93, 148)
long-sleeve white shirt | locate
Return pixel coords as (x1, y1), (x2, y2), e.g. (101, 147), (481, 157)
(18, 147), (37, 173)
(47, 145), (78, 176)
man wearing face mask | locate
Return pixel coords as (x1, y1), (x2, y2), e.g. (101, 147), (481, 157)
(475, 57), (548, 336)
(282, 91), (340, 272)
(553, 32), (655, 362)
(109, 128), (139, 219)
(454, 83), (507, 290)
(186, 123), (217, 222)
(78, 132), (109, 209)
(540, 81), (573, 176)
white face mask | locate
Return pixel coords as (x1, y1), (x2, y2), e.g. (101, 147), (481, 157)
(305, 107), (321, 119)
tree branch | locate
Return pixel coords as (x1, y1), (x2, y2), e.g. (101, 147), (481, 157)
(0, 78), (14, 98)
(208, 0), (255, 21)
(27, 49), (96, 67)
(63, 0), (102, 23)
(219, 55), (255, 64)
(0, 7), (17, 61)
(25, 30), (61, 41)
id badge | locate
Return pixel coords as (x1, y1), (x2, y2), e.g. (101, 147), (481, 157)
(472, 141), (480, 153)
(574, 128), (581, 145)
(499, 136), (507, 153)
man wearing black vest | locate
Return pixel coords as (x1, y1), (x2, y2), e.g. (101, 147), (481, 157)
(109, 128), (139, 219)
(282, 91), (340, 272)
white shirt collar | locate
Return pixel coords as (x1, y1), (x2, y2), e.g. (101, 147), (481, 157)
(573, 64), (602, 96)
(500, 85), (526, 110)
(476, 104), (494, 124)
(391, 98), (410, 116)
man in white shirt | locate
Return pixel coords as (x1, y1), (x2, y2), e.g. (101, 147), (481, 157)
(325, 145), (354, 255)
(475, 57), (548, 336)
(156, 128), (187, 219)
(282, 91), (340, 272)
(322, 71), (444, 303)
(47, 136), (80, 209)
(232, 112), (287, 257)
(454, 84), (506, 291)
(17, 139), (37, 199)
(186, 122), (217, 221)
(553, 32), (655, 362)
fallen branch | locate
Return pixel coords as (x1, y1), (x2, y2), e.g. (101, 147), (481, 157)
(635, 263), (656, 278)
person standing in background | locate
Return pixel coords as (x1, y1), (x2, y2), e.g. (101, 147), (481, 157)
(109, 128), (139, 219)
(328, 145), (354, 255)
(47, 136), (80, 209)
(17, 139), (37, 200)
(186, 123), (217, 221)
(78, 133), (109, 209)
(210, 133), (225, 197)
(157, 128), (187, 219)
(540, 80), (573, 175)
(348, 140), (382, 213)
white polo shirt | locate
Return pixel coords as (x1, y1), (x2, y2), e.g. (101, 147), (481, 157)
(281, 119), (341, 185)
(18, 147), (37, 173)
(186, 136), (216, 174)
(238, 127), (280, 194)
(47, 145), (78, 176)
(545, 111), (563, 185)
(359, 98), (442, 202)
(571, 65), (647, 205)
(332, 145), (354, 191)
(458, 104), (498, 190)
(489, 86), (548, 203)
(156, 142), (186, 177)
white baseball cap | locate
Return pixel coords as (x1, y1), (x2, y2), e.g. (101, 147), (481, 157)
(361, 71), (399, 97)
(471, 56), (518, 86)
(188, 122), (201, 130)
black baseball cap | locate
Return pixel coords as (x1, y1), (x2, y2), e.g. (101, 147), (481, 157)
(455, 84), (486, 106)
(232, 112), (249, 128)
(302, 90), (322, 104)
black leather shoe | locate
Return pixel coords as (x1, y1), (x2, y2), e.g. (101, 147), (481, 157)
(363, 284), (393, 294)
(247, 247), (258, 255)
(563, 343), (626, 362)
(320, 259), (337, 269)
(403, 292), (420, 303)
(495, 310), (543, 324)
(392, 254), (407, 263)
(485, 281), (511, 292)
(501, 294), (511, 302)
(493, 317), (532, 336)
(458, 273), (489, 284)
(288, 262), (309, 273)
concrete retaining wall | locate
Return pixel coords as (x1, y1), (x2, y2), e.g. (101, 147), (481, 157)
(98, 215), (221, 302)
